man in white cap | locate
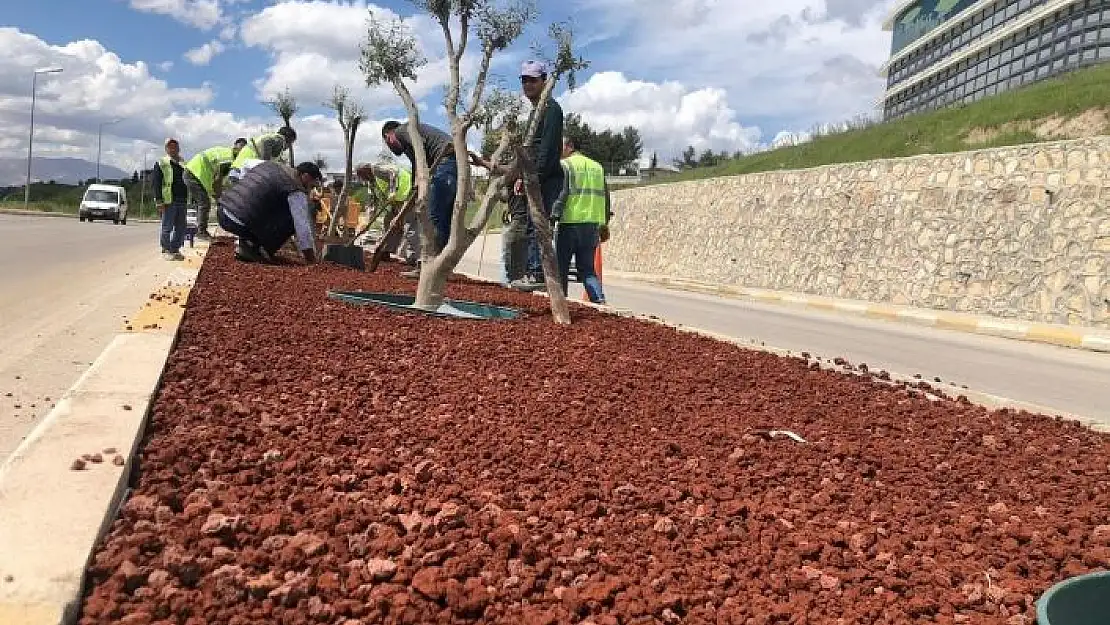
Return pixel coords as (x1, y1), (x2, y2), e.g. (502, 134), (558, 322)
(472, 59), (564, 290)
(151, 138), (189, 260)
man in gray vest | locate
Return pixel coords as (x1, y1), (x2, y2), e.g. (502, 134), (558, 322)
(216, 161), (324, 264)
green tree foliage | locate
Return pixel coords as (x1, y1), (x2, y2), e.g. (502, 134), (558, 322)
(563, 112), (642, 171)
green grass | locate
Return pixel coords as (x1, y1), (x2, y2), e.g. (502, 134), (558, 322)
(646, 62), (1110, 185)
(1, 180), (165, 220)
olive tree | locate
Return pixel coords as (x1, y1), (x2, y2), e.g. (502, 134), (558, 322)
(324, 85), (365, 237)
(264, 87), (299, 163)
(359, 0), (582, 323)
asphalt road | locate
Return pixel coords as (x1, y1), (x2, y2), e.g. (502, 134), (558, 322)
(0, 214), (173, 460)
(459, 234), (1110, 425)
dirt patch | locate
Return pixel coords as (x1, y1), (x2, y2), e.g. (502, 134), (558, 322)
(965, 108), (1110, 145)
(77, 241), (1110, 624)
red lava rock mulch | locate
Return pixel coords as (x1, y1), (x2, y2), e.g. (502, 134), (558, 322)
(78, 240), (1110, 624)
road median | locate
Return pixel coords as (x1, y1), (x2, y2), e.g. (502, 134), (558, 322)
(0, 242), (209, 625)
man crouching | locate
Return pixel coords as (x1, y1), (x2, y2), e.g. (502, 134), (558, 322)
(216, 161), (324, 264)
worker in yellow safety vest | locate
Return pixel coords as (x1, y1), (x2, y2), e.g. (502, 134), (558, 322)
(183, 138), (247, 239)
(229, 126), (296, 178)
(356, 162), (419, 265)
(151, 138), (189, 261)
(550, 135), (611, 304)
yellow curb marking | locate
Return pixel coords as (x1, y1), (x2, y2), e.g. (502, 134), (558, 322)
(122, 285), (191, 334)
(936, 315), (980, 331)
(864, 306), (902, 321)
(1025, 326), (1084, 347)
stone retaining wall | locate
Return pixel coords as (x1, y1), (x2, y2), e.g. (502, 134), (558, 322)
(606, 137), (1110, 328)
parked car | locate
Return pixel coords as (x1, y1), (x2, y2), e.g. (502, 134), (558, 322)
(78, 184), (128, 224)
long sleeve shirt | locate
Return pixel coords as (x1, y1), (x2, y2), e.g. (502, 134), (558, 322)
(529, 98), (564, 183)
(288, 191), (316, 252)
(394, 123), (453, 169)
(152, 158), (188, 204)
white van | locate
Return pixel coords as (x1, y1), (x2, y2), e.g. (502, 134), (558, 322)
(79, 184), (129, 224)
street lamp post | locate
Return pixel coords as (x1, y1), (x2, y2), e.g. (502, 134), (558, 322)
(96, 118), (121, 183)
(24, 66), (63, 207)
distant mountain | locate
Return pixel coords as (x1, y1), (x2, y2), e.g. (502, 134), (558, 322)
(0, 157), (130, 186)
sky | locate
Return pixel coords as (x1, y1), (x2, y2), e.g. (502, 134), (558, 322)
(1, 0), (900, 178)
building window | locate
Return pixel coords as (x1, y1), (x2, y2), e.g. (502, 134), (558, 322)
(1084, 48), (1097, 61)
(1053, 57), (1065, 70)
(1086, 30), (1099, 44)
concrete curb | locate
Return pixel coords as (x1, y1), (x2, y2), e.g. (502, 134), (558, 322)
(602, 271), (1110, 354)
(0, 208), (159, 223)
(0, 243), (209, 625)
(454, 270), (1107, 432)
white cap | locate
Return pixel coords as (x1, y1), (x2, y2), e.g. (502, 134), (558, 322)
(520, 60), (546, 78)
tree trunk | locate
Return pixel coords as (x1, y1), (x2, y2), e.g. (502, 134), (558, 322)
(514, 146), (571, 325)
(327, 129), (356, 237)
(412, 253), (450, 310)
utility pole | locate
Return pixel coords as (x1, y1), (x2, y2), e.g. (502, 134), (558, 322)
(25, 67), (63, 207)
(96, 118), (121, 183)
(139, 148), (151, 218)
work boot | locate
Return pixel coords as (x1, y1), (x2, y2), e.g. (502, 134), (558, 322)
(161, 252), (176, 261)
(172, 251), (185, 261)
(195, 230), (212, 241)
(235, 240), (264, 263)
(510, 274), (545, 292)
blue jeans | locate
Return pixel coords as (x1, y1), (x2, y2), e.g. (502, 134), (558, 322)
(556, 222), (605, 303)
(160, 200), (187, 253)
(427, 158), (458, 252)
(525, 176), (564, 277)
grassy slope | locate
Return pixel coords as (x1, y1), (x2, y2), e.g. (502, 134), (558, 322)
(649, 62), (1110, 185)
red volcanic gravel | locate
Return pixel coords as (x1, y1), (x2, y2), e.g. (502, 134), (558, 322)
(79, 241), (1110, 624)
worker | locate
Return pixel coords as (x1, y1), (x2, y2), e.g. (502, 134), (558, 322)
(381, 120), (455, 278)
(228, 126), (296, 180)
(151, 138), (189, 261)
(471, 60), (563, 291)
(183, 138), (247, 240)
(215, 161), (324, 264)
(551, 136), (611, 304)
(356, 162), (418, 265)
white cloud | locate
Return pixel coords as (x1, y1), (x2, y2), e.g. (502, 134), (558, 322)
(240, 1), (482, 119)
(128, 0), (223, 30)
(575, 0), (898, 147)
(184, 40), (225, 66)
(559, 71), (762, 160)
(158, 61), (174, 72)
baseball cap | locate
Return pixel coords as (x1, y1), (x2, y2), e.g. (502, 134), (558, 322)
(520, 60), (546, 78)
(296, 162), (324, 183)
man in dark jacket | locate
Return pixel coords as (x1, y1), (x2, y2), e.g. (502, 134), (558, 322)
(472, 60), (563, 290)
(151, 138), (189, 260)
(216, 161), (324, 264)
(381, 120), (456, 278)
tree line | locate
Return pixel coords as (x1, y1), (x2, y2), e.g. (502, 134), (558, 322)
(481, 112), (643, 174)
